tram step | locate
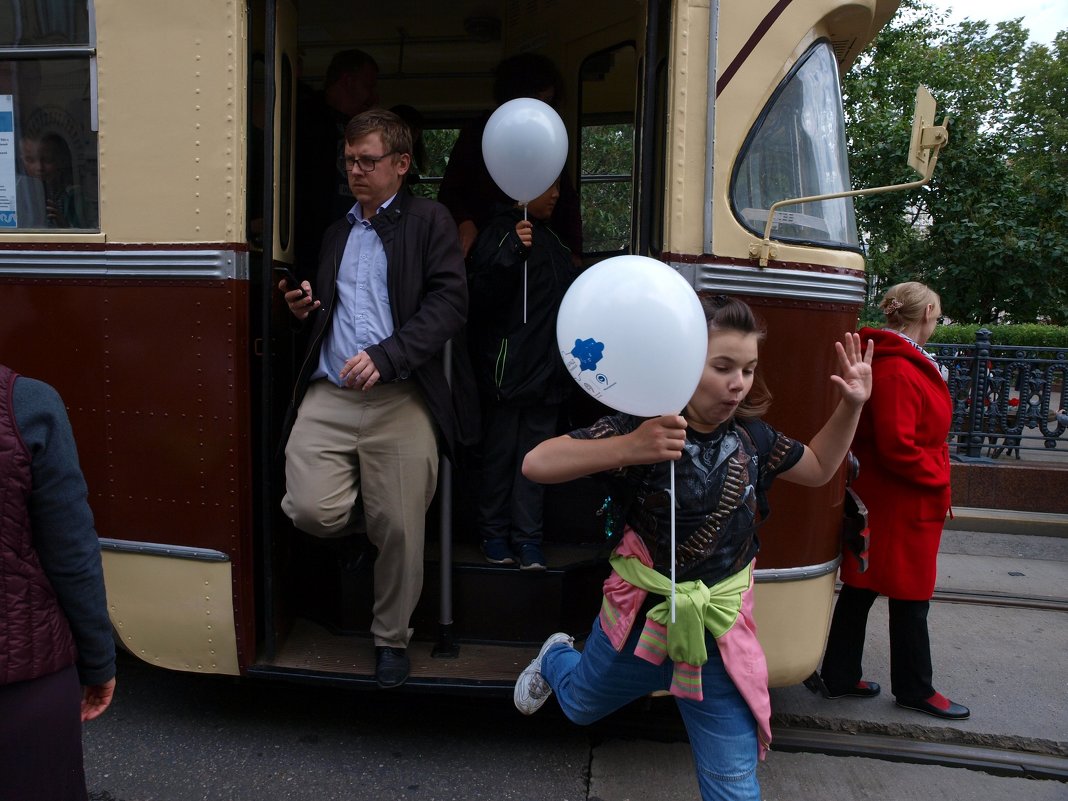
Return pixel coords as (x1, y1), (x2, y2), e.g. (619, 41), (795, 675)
(291, 535), (608, 645)
(416, 542), (608, 644)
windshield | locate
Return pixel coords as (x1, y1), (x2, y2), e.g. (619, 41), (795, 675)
(731, 42), (859, 248)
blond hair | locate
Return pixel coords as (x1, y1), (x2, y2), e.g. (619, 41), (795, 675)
(879, 281), (940, 329)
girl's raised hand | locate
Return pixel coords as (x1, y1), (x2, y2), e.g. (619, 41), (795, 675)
(830, 332), (874, 407)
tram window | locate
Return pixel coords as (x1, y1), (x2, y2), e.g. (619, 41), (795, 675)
(0, 2), (98, 232)
(731, 42), (859, 248)
(0, 4), (90, 46)
(579, 45), (636, 255)
(409, 126), (460, 201)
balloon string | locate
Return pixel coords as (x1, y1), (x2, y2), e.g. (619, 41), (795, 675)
(522, 204), (528, 324)
(670, 459), (676, 623)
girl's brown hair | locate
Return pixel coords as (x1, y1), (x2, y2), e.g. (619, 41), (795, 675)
(700, 294), (772, 418)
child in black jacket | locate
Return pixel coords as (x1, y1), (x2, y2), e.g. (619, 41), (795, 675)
(467, 180), (580, 569)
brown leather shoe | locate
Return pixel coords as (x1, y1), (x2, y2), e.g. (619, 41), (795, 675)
(375, 646), (410, 689)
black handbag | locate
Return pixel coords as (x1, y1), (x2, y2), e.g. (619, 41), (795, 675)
(841, 451), (869, 572)
(841, 485), (870, 573)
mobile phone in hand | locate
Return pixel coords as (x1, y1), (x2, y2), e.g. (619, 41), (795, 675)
(273, 266), (307, 298)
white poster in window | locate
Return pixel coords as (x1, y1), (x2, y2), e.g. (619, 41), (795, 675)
(0, 95), (15, 227)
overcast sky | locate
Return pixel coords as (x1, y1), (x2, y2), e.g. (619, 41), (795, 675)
(924, 0), (1067, 45)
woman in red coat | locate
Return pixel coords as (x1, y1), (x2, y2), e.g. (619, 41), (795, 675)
(816, 282), (969, 719)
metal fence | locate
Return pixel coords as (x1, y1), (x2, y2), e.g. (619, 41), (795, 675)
(929, 330), (1068, 461)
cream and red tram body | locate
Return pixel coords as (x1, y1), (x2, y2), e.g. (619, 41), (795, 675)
(0, 0), (900, 688)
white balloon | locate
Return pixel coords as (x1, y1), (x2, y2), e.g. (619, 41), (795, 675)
(482, 98), (568, 203)
(556, 256), (708, 417)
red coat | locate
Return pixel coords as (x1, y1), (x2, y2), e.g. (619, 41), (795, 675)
(840, 328), (952, 600)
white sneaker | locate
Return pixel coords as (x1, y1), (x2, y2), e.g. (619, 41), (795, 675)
(514, 632), (574, 715)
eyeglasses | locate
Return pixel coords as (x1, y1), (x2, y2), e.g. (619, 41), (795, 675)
(338, 152), (396, 173)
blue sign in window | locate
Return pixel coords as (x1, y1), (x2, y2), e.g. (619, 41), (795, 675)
(0, 111), (13, 132)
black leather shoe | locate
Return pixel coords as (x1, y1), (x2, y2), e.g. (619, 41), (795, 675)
(896, 693), (970, 720)
(375, 646), (410, 689)
(824, 680), (881, 700)
(804, 672), (880, 700)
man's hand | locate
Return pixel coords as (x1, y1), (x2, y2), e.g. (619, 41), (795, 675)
(279, 278), (320, 320)
(458, 220), (479, 257)
(340, 351), (381, 390)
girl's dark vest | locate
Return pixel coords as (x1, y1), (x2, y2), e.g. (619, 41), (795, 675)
(0, 365), (77, 685)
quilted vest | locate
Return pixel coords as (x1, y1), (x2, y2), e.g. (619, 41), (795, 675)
(0, 365), (77, 685)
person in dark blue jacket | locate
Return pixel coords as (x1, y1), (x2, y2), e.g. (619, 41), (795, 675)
(467, 179), (580, 569)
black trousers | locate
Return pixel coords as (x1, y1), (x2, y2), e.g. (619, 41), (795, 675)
(477, 402), (560, 546)
(820, 583), (935, 702)
(0, 663), (87, 801)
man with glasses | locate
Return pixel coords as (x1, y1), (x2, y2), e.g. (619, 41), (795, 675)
(278, 110), (476, 689)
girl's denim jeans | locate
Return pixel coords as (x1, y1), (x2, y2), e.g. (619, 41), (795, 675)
(542, 616), (760, 801)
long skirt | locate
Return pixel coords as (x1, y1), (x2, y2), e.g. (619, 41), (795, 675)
(0, 664), (87, 801)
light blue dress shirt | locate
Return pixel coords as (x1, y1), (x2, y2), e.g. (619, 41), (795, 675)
(311, 197), (396, 385)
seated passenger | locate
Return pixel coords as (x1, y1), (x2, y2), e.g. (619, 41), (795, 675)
(15, 134), (47, 228)
(34, 133), (87, 228)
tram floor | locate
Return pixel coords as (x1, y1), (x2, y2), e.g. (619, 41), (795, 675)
(256, 617), (553, 690)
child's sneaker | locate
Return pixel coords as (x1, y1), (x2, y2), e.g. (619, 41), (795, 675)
(518, 542), (547, 571)
(514, 632), (573, 715)
(481, 538), (516, 565)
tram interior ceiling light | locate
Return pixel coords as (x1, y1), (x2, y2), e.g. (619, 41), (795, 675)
(463, 15), (501, 43)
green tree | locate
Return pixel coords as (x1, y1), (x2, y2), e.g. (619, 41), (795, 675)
(843, 1), (1068, 325)
(579, 123), (633, 253)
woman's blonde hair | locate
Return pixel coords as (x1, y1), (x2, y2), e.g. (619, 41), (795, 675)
(880, 281), (941, 329)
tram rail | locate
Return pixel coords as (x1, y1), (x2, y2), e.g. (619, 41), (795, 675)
(770, 726), (1068, 782)
(601, 700), (1068, 782)
(833, 584), (1068, 614)
(930, 587), (1068, 613)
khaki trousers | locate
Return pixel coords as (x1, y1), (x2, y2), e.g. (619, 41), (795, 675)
(282, 379), (439, 648)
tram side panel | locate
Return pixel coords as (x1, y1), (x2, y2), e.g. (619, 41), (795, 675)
(751, 297), (860, 686)
(0, 273), (256, 674)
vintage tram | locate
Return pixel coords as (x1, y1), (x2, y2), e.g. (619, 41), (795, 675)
(0, 0), (924, 690)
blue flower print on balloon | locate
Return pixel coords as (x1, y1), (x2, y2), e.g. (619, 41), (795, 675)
(571, 338), (605, 372)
